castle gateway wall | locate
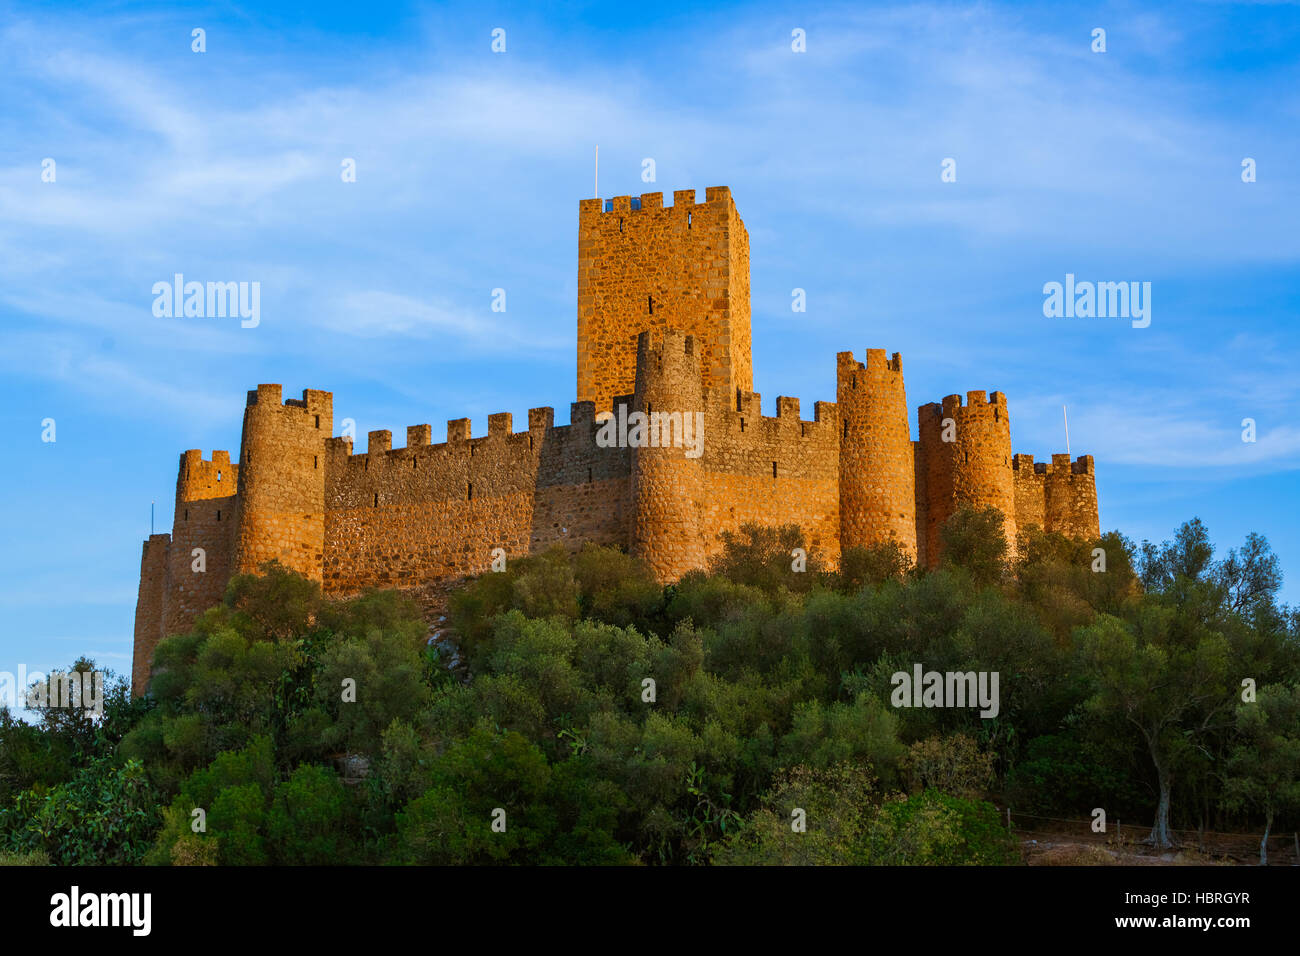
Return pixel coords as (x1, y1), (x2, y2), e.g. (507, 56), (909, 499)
(130, 185), (1100, 695)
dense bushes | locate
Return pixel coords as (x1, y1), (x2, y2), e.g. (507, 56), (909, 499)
(1, 512), (1296, 864)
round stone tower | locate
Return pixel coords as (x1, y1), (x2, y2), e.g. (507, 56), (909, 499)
(837, 349), (917, 562)
(232, 384), (333, 581)
(918, 390), (1016, 567)
(630, 330), (706, 582)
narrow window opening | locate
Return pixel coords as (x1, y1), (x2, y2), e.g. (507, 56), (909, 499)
(413, 458), (417, 470)
(529, 434), (534, 451)
(687, 211), (692, 228)
(467, 483), (474, 501)
(843, 420), (849, 439)
(852, 376), (857, 389)
(315, 415), (320, 428)
(619, 218), (623, 234)
(647, 401), (652, 415)
(373, 493), (378, 507)
(648, 294), (653, 315)
(217, 470), (222, 481)
(994, 408), (999, 422)
(588, 467), (593, 484)
(772, 461), (777, 479)
(964, 451), (969, 463)
(184, 509), (188, 521)
(314, 456), (318, 469)
(216, 510), (221, 521)
(364, 459), (369, 472)
(740, 418), (745, 432)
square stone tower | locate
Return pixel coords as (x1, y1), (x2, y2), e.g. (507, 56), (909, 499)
(577, 186), (752, 412)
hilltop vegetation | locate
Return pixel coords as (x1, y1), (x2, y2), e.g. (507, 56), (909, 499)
(2, 509), (1297, 865)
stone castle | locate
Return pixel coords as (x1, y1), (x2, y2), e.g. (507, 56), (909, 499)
(131, 186), (1100, 693)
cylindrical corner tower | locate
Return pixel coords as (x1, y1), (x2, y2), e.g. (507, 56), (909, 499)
(630, 330), (706, 582)
(837, 349), (917, 562)
(232, 384), (333, 581)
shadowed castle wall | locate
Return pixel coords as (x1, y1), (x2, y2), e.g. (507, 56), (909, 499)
(131, 449), (239, 692)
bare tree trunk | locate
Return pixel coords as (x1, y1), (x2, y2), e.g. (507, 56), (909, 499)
(1148, 770), (1174, 848)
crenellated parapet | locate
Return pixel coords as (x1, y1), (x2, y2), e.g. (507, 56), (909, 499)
(176, 449), (237, 502)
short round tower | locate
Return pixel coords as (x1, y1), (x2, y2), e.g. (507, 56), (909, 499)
(918, 390), (1017, 566)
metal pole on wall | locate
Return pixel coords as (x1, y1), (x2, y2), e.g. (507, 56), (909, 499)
(1063, 405), (1070, 455)
(594, 146), (599, 199)
(151, 499), (155, 535)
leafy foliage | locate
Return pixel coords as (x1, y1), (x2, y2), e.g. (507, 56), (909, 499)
(2, 515), (1295, 865)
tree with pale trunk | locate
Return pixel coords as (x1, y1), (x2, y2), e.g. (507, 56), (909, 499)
(1224, 683), (1300, 865)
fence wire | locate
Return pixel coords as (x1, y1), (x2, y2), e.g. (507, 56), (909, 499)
(995, 807), (1299, 865)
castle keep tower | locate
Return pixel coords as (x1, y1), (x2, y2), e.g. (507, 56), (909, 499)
(232, 385), (333, 580)
(577, 187), (752, 413)
(629, 330), (707, 582)
(837, 349), (917, 561)
(918, 391), (1018, 567)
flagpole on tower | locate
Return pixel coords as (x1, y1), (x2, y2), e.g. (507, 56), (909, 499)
(1063, 405), (1070, 456)
(594, 145), (599, 199)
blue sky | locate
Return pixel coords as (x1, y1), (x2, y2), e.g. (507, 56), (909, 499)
(1, 0), (1297, 689)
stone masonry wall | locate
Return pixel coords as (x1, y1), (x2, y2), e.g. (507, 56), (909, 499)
(322, 407), (632, 605)
(697, 387), (841, 573)
(131, 534), (170, 695)
(1014, 453), (1100, 541)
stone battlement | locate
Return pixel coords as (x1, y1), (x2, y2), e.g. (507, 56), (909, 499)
(131, 185), (1101, 695)
(579, 186), (734, 218)
(1014, 453), (1096, 476)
